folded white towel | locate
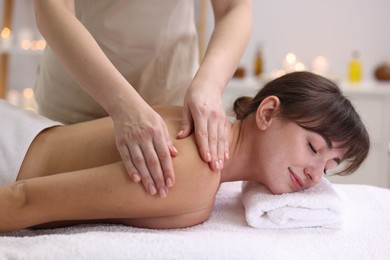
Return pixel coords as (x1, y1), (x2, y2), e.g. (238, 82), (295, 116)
(241, 178), (343, 229)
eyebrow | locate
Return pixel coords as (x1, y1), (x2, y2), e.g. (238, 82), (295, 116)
(321, 134), (333, 149)
(321, 135), (342, 165)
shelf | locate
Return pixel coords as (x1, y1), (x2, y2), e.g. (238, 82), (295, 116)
(0, 47), (44, 56)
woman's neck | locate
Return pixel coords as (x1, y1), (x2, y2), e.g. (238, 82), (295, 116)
(220, 116), (255, 183)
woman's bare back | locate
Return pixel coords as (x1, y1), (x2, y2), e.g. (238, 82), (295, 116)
(1, 106), (221, 232)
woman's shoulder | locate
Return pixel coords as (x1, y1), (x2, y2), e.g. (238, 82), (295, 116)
(156, 105), (219, 183)
(156, 105), (221, 211)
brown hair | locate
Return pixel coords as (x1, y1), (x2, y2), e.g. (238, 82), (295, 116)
(233, 71), (369, 175)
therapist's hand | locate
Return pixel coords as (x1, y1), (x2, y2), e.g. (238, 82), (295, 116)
(177, 85), (229, 171)
(112, 104), (177, 198)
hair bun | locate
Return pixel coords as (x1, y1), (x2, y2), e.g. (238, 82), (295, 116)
(233, 96), (253, 120)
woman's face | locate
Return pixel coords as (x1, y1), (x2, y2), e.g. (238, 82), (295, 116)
(254, 118), (346, 195)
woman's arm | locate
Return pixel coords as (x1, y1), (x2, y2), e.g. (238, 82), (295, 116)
(0, 107), (220, 232)
(1, 141), (220, 232)
(33, 0), (177, 196)
(2, 158), (218, 232)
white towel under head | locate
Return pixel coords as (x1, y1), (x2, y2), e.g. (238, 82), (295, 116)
(241, 178), (343, 229)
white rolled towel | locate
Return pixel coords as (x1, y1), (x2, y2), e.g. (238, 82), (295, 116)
(241, 178), (344, 229)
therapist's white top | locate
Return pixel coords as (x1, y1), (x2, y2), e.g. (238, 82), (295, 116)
(34, 0), (198, 124)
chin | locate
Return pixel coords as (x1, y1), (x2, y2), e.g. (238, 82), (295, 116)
(267, 184), (295, 195)
(267, 186), (286, 195)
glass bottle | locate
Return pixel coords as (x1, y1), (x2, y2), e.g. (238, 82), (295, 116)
(253, 44), (263, 77)
(348, 51), (362, 83)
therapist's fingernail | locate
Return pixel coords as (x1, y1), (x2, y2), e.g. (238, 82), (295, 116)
(215, 160), (221, 170)
(166, 178), (173, 188)
(225, 152), (229, 160)
(177, 130), (184, 137)
(149, 184), (157, 195)
(159, 188), (167, 198)
(206, 152), (211, 162)
(133, 173), (141, 182)
(219, 159), (224, 169)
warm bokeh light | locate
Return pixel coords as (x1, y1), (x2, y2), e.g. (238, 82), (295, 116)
(36, 39), (46, 50)
(312, 55), (329, 76)
(20, 39), (46, 51)
(315, 55), (327, 66)
(23, 88), (34, 99)
(20, 39), (31, 50)
(286, 52), (296, 64)
(295, 62), (305, 71)
(271, 69), (287, 79)
(1, 27), (11, 38)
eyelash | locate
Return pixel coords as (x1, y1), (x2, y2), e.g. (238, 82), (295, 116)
(309, 142), (328, 174)
(308, 143), (317, 154)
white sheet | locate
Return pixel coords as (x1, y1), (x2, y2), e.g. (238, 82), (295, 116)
(1, 182), (390, 260)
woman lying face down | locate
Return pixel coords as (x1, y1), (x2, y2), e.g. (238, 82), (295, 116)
(0, 72), (369, 232)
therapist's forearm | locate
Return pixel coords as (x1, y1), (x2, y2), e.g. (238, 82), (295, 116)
(33, 0), (146, 116)
(193, 0), (252, 92)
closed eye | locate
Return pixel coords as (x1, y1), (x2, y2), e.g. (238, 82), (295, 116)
(308, 143), (317, 154)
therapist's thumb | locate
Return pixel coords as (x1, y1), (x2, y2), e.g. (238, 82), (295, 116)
(177, 108), (193, 139)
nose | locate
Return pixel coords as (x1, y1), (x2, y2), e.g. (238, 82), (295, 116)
(303, 165), (323, 185)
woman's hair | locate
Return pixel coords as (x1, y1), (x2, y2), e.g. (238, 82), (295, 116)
(233, 71), (369, 175)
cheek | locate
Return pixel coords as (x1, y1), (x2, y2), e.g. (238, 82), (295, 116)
(291, 149), (310, 164)
(257, 126), (308, 173)
(325, 160), (338, 171)
(268, 141), (307, 166)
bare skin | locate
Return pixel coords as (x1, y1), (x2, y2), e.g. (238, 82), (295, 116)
(0, 97), (348, 233)
(0, 107), (221, 232)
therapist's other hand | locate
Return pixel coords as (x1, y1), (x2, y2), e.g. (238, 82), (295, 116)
(112, 105), (177, 198)
(178, 85), (229, 171)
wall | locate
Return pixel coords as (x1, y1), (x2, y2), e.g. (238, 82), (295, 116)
(205, 0), (390, 81)
(2, 0), (390, 93)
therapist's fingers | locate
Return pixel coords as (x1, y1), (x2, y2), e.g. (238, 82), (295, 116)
(177, 104), (194, 139)
(118, 143), (142, 183)
(178, 105), (213, 166)
(114, 112), (176, 198)
(135, 144), (166, 198)
(195, 107), (228, 171)
(138, 125), (176, 198)
(194, 113), (216, 169)
(206, 112), (228, 171)
(178, 94), (228, 171)
(217, 119), (228, 167)
(223, 121), (229, 160)
(207, 115), (219, 171)
(127, 145), (157, 194)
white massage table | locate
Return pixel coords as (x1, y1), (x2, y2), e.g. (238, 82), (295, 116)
(1, 181), (390, 259)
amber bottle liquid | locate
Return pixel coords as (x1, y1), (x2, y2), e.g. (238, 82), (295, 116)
(253, 45), (263, 77)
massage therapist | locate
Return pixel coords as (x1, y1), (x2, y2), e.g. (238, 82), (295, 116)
(32, 0), (252, 197)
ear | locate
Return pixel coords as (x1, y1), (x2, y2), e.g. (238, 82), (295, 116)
(255, 96), (281, 130)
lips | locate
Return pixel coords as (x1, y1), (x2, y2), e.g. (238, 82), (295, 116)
(289, 168), (304, 191)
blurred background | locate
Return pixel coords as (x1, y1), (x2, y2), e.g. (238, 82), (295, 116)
(1, 0), (390, 96)
(201, 0), (390, 81)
